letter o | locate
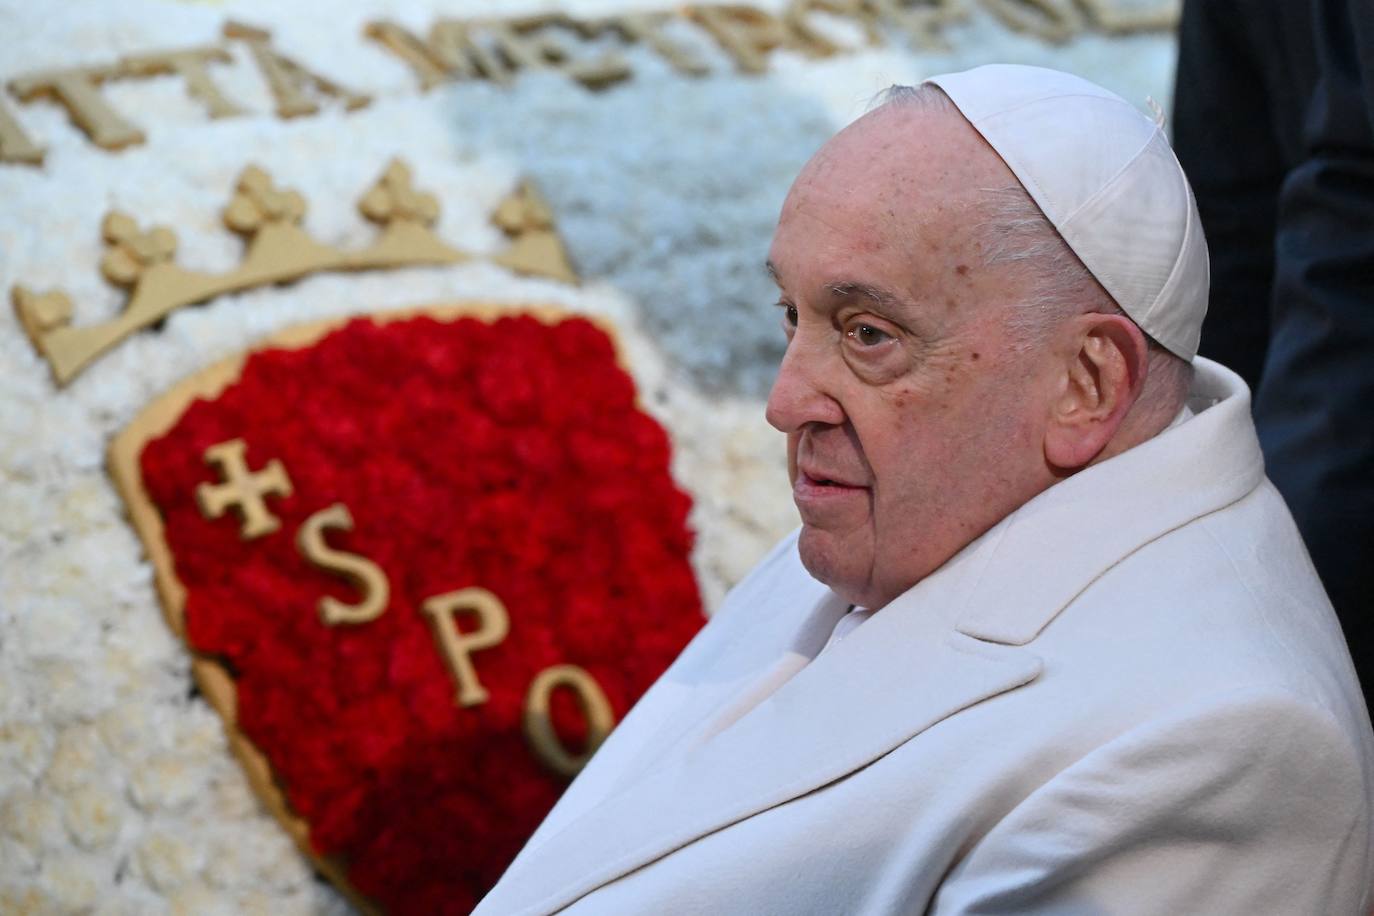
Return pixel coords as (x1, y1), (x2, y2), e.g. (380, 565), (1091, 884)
(523, 664), (615, 779)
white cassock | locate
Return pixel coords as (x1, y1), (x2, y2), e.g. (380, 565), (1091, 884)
(475, 358), (1374, 915)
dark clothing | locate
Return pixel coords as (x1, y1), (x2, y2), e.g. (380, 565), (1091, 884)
(1174, 0), (1374, 706)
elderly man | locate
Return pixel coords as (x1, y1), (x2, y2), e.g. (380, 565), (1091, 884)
(476, 65), (1374, 914)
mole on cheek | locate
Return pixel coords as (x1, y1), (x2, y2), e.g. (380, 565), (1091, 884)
(955, 264), (970, 277)
(971, 352), (981, 361)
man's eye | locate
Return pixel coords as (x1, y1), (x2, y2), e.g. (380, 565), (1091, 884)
(848, 323), (893, 347)
(778, 303), (798, 328)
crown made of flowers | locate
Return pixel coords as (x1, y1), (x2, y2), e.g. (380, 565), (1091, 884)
(12, 158), (578, 386)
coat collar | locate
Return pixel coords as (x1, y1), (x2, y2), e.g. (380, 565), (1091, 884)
(955, 357), (1263, 645)
(477, 548), (1042, 915)
(475, 359), (1262, 916)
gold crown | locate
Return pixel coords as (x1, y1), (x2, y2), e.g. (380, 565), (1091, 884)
(12, 158), (579, 386)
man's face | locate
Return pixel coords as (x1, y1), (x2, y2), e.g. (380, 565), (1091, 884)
(765, 104), (1056, 609)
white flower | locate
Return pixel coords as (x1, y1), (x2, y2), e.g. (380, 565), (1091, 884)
(246, 823), (312, 892)
(0, 880), (54, 916)
(55, 475), (122, 534)
(0, 721), (52, 785)
(62, 782), (126, 850)
(89, 645), (144, 700)
(206, 772), (259, 822)
(90, 880), (169, 916)
(95, 704), (163, 767)
(10, 597), (95, 663)
(167, 882), (240, 916)
(135, 829), (205, 892)
(43, 722), (107, 793)
(171, 704), (226, 760)
(0, 484), (51, 547)
(34, 658), (117, 723)
(200, 809), (311, 891)
(0, 664), (35, 739)
(40, 849), (105, 912)
(0, 836), (39, 878)
(129, 754), (201, 813)
(0, 792), (66, 857)
(201, 827), (251, 890)
(102, 605), (180, 674)
(92, 897), (162, 916)
(239, 885), (340, 916)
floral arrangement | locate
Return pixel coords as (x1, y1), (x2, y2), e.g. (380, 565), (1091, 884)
(0, 0), (1173, 912)
(136, 313), (705, 913)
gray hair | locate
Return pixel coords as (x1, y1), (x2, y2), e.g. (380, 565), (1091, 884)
(877, 83), (1194, 413)
(872, 82), (955, 114)
(979, 182), (1193, 413)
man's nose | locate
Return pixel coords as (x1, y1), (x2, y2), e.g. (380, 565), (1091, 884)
(765, 334), (845, 433)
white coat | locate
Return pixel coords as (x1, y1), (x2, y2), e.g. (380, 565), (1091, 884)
(475, 359), (1374, 915)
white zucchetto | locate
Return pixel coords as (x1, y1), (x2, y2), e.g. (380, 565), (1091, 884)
(925, 64), (1209, 361)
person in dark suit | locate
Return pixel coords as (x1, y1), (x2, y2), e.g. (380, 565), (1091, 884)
(1174, 0), (1374, 707)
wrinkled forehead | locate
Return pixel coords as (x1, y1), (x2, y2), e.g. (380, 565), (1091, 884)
(783, 103), (1020, 240)
(776, 104), (1020, 265)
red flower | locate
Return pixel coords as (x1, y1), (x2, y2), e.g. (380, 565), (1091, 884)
(139, 313), (704, 912)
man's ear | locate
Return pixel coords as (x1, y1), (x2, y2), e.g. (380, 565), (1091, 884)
(1043, 313), (1149, 470)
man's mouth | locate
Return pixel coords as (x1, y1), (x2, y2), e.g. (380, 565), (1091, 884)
(801, 471), (862, 488)
(794, 468), (868, 502)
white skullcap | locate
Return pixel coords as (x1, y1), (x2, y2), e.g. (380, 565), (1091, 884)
(924, 64), (1209, 361)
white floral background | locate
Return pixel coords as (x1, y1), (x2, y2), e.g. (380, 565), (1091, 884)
(0, 1), (1175, 912)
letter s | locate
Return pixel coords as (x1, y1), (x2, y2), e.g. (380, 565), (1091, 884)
(296, 503), (390, 626)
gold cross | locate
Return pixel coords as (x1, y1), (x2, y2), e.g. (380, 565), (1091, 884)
(195, 438), (294, 540)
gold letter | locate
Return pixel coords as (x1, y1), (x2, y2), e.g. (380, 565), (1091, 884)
(428, 19), (511, 83)
(979, 0), (1084, 42)
(225, 21), (371, 118)
(296, 503), (391, 626)
(486, 15), (632, 91)
(1075, 0), (1179, 33)
(686, 4), (836, 74)
(420, 16), (632, 90)
(8, 65), (145, 149)
(864, 0), (965, 48)
(119, 46), (246, 119)
(0, 97), (44, 165)
(784, 0), (883, 49)
(523, 664), (615, 779)
(364, 21), (451, 90)
(595, 13), (709, 76)
(423, 587), (510, 707)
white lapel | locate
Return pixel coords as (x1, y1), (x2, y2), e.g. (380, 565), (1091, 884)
(478, 546), (1042, 916)
(643, 586), (850, 759)
(512, 545), (846, 854)
(956, 358), (1263, 645)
